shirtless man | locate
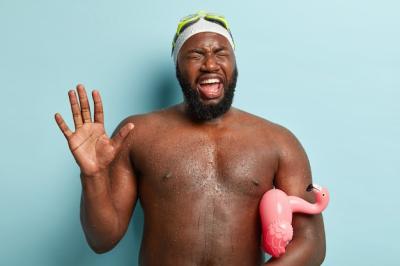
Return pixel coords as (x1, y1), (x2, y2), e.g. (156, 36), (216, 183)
(55, 12), (326, 266)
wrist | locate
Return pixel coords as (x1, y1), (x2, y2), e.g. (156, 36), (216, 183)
(80, 168), (109, 180)
(80, 170), (110, 195)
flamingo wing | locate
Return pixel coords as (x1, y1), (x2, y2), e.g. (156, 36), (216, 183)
(262, 220), (293, 258)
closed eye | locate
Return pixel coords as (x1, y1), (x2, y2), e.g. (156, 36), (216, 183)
(215, 48), (230, 58)
(187, 52), (203, 60)
(215, 47), (229, 54)
(217, 51), (229, 57)
(186, 49), (204, 60)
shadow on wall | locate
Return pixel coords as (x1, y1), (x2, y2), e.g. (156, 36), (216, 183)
(146, 59), (182, 111)
(127, 57), (182, 112)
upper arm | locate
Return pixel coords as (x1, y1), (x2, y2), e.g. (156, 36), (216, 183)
(109, 118), (139, 237)
(274, 126), (326, 254)
(274, 127), (312, 201)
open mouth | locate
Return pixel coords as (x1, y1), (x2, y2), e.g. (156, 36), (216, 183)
(197, 78), (223, 100)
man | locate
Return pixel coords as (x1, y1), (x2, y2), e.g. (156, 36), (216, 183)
(55, 11), (326, 266)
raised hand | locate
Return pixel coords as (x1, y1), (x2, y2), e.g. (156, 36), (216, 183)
(55, 84), (134, 177)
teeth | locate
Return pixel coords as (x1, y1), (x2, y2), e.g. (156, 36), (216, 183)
(200, 78), (220, 84)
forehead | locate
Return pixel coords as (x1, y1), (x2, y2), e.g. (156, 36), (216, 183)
(180, 32), (232, 52)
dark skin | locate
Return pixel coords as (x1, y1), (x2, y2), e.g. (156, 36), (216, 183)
(55, 32), (326, 265)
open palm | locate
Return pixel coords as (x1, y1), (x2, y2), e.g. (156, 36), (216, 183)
(55, 84), (134, 177)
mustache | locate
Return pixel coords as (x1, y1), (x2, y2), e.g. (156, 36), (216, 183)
(176, 64), (238, 121)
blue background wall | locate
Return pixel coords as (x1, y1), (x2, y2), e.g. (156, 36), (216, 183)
(1, 0), (399, 265)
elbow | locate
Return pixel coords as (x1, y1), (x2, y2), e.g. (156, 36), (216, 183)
(84, 225), (122, 254)
(89, 238), (119, 254)
(91, 246), (112, 254)
(81, 216), (122, 254)
(91, 246), (110, 254)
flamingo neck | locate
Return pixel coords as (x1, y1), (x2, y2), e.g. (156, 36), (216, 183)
(288, 195), (328, 214)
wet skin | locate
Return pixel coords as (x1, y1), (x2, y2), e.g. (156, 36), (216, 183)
(55, 32), (326, 266)
(129, 106), (287, 266)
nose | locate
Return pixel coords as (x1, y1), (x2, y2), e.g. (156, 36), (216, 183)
(201, 54), (220, 72)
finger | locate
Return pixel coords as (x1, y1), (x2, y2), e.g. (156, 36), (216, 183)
(92, 90), (104, 124)
(68, 90), (83, 129)
(111, 123), (134, 150)
(76, 84), (92, 123)
(54, 113), (73, 139)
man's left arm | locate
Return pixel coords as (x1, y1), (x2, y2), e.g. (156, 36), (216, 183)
(265, 127), (326, 266)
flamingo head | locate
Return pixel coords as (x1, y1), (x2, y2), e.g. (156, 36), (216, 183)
(306, 184), (330, 211)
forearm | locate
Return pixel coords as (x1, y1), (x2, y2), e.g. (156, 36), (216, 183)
(80, 172), (120, 253)
(263, 234), (325, 266)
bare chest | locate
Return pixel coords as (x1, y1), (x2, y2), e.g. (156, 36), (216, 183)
(134, 131), (277, 199)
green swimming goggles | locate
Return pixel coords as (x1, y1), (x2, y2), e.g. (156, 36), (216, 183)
(172, 11), (234, 52)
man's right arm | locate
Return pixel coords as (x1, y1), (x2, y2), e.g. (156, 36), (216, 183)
(55, 84), (137, 253)
(80, 133), (138, 253)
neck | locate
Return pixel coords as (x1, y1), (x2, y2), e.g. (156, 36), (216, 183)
(179, 102), (234, 125)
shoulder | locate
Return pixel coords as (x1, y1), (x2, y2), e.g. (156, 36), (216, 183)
(113, 105), (181, 143)
(231, 108), (293, 136)
(232, 107), (304, 153)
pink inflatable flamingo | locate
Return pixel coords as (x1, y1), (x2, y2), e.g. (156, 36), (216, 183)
(259, 184), (330, 258)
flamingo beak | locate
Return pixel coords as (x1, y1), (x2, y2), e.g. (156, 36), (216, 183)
(306, 183), (323, 192)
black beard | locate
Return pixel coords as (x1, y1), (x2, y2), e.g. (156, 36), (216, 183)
(176, 65), (238, 122)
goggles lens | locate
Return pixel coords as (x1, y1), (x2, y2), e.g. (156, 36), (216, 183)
(172, 11), (232, 51)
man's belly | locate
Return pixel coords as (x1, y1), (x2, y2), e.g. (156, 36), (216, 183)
(138, 188), (266, 266)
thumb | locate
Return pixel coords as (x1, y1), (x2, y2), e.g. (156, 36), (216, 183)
(111, 123), (134, 150)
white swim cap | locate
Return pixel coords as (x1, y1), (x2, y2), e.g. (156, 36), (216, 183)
(171, 12), (235, 65)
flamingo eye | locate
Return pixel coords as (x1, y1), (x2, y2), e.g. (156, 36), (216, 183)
(322, 193), (325, 196)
